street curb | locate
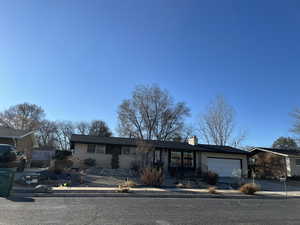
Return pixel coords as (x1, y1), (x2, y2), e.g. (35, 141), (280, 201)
(10, 191), (294, 199)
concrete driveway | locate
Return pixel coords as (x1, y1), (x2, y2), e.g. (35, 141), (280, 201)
(250, 179), (300, 192)
(218, 177), (300, 192)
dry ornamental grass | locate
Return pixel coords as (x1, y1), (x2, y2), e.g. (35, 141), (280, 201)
(208, 186), (218, 194)
(140, 168), (164, 187)
(240, 183), (260, 195)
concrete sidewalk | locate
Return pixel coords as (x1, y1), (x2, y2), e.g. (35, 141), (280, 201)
(11, 186), (300, 199)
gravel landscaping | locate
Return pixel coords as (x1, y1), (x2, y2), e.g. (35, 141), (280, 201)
(82, 167), (210, 188)
(82, 168), (140, 187)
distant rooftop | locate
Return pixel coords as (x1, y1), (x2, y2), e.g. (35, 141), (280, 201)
(250, 147), (300, 156)
(71, 134), (249, 155)
(0, 127), (32, 138)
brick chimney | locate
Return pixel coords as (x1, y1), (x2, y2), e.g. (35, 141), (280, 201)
(188, 136), (198, 146)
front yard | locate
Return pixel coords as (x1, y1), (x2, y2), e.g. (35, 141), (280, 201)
(14, 166), (300, 194)
(80, 167), (209, 188)
(14, 167), (210, 189)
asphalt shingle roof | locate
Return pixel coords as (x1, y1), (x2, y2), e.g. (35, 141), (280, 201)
(251, 147), (300, 156)
(0, 127), (30, 138)
(71, 134), (249, 155)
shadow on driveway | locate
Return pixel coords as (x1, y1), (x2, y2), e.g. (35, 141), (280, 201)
(5, 196), (35, 202)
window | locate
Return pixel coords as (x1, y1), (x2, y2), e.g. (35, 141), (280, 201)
(296, 159), (300, 166)
(121, 146), (136, 155)
(170, 151), (181, 167)
(169, 151), (194, 168)
(183, 152), (194, 168)
(122, 146), (131, 155)
(87, 144), (96, 153)
(95, 145), (105, 154)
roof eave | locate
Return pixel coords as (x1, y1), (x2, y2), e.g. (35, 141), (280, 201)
(250, 147), (288, 157)
(0, 130), (35, 140)
(0, 136), (21, 139)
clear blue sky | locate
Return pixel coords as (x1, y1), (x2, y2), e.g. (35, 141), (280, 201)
(0, 1), (299, 147)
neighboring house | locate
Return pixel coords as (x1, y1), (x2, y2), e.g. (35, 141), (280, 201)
(250, 147), (300, 177)
(70, 134), (249, 177)
(0, 126), (38, 161)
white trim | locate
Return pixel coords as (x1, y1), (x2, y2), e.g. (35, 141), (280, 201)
(19, 131), (36, 138)
(250, 147), (288, 157)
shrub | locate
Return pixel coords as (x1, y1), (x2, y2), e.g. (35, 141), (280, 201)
(140, 168), (164, 187)
(54, 167), (63, 174)
(203, 171), (219, 185)
(130, 160), (141, 175)
(52, 159), (74, 174)
(208, 186), (217, 194)
(55, 159), (73, 168)
(84, 158), (96, 167)
(124, 180), (136, 187)
(54, 150), (72, 160)
(240, 183), (260, 195)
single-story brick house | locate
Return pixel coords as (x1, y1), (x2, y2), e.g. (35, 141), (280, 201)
(70, 134), (249, 177)
(249, 147), (300, 178)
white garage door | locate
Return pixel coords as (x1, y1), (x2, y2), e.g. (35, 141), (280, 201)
(207, 158), (242, 177)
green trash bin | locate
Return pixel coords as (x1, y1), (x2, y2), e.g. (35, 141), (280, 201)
(0, 168), (15, 197)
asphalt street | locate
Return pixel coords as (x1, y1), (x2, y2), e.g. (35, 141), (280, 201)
(0, 196), (300, 225)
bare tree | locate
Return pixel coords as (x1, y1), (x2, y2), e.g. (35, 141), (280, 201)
(0, 103), (45, 131)
(118, 85), (190, 141)
(272, 137), (298, 149)
(89, 120), (112, 137)
(37, 120), (58, 148)
(76, 121), (91, 135)
(38, 119), (111, 150)
(172, 125), (195, 142)
(75, 120), (112, 137)
(198, 96), (245, 146)
(55, 121), (75, 151)
(0, 103), (46, 166)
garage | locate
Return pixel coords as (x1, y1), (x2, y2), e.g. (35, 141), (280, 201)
(207, 157), (242, 177)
